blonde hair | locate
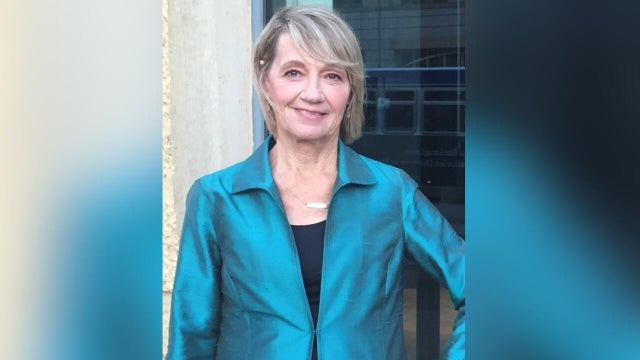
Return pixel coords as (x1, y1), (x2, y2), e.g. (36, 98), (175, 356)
(252, 6), (365, 144)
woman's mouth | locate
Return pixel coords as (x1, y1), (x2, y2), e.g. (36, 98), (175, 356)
(296, 108), (327, 119)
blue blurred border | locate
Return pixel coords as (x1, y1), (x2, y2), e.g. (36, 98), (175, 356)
(467, 0), (640, 358)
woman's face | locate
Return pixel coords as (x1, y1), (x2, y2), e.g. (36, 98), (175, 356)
(264, 33), (351, 145)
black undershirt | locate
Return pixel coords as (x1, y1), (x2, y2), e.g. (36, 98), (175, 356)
(290, 220), (325, 360)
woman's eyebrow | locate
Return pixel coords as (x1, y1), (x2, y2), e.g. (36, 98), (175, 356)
(279, 60), (307, 69)
(323, 64), (346, 72)
(278, 59), (344, 72)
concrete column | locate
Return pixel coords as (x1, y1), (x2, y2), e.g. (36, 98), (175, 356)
(162, 0), (254, 356)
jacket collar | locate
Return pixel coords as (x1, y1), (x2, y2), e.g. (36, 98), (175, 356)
(231, 135), (377, 195)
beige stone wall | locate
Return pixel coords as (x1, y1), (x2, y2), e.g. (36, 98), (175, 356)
(162, 0), (254, 356)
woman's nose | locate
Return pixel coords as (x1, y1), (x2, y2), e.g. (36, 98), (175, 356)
(300, 77), (323, 103)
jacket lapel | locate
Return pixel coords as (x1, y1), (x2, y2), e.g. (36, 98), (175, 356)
(230, 135), (378, 201)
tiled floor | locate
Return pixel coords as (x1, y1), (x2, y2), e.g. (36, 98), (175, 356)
(402, 286), (456, 359)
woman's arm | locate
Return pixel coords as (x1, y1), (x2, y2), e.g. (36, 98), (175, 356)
(401, 176), (465, 359)
(167, 180), (222, 359)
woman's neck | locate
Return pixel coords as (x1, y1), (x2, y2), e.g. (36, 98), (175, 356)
(269, 136), (339, 178)
(269, 135), (338, 224)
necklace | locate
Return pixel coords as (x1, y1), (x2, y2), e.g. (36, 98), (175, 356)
(288, 190), (329, 209)
(273, 168), (332, 209)
(305, 202), (329, 209)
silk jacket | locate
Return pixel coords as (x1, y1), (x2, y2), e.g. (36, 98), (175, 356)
(167, 136), (465, 360)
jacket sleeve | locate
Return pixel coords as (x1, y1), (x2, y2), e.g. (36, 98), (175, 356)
(167, 179), (222, 359)
(401, 177), (465, 360)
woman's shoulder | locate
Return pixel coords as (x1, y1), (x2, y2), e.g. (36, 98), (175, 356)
(189, 160), (247, 196)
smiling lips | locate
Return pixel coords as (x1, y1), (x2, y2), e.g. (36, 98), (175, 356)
(295, 107), (328, 119)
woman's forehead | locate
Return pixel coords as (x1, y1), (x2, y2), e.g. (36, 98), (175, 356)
(273, 33), (339, 68)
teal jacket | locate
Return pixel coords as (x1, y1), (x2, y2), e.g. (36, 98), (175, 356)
(167, 137), (465, 360)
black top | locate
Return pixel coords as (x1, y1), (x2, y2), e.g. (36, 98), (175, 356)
(291, 220), (325, 360)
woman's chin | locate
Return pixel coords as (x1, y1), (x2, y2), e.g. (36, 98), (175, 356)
(280, 129), (338, 144)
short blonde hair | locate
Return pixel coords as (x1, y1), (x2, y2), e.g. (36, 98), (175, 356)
(252, 6), (365, 144)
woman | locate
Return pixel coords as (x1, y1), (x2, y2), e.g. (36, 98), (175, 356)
(168, 6), (465, 360)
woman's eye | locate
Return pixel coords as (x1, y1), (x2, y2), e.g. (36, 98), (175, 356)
(326, 73), (343, 81)
(284, 70), (301, 78)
